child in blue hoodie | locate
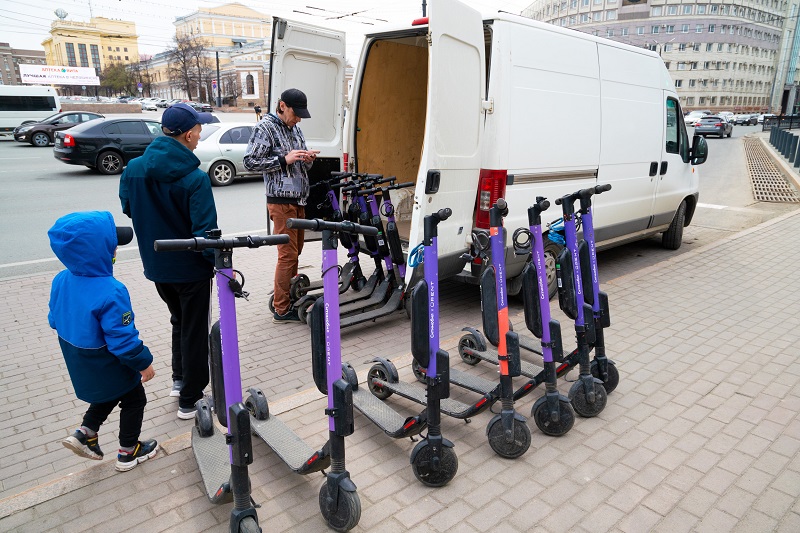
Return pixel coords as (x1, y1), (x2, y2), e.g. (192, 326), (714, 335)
(48, 211), (158, 472)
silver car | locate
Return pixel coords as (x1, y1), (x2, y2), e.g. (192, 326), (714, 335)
(195, 123), (259, 186)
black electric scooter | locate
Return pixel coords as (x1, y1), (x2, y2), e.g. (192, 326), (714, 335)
(154, 231), (289, 533)
(286, 216), (380, 532)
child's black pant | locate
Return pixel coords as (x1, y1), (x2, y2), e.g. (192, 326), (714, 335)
(82, 383), (146, 448)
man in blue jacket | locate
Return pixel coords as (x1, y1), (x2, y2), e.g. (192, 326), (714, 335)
(120, 102), (218, 420)
(49, 211), (158, 472)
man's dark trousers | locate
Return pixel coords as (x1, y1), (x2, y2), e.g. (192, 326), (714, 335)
(155, 279), (212, 409)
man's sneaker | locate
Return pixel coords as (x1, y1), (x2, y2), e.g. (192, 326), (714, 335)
(177, 406), (197, 420)
(115, 440), (159, 472)
(169, 380), (183, 398)
(272, 309), (301, 324)
(62, 430), (103, 460)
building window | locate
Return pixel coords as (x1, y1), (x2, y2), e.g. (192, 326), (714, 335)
(116, 47), (120, 51)
(709, 24), (716, 33)
(693, 43), (701, 52)
(621, 28), (628, 36)
(683, 5), (693, 14)
(677, 62), (687, 70)
(651, 6), (662, 16)
(675, 79), (683, 87)
(65, 43), (77, 67)
(607, 29), (614, 37)
(78, 44), (89, 67)
(667, 5), (677, 15)
(593, 11), (602, 21)
(698, 5), (707, 14)
(108, 46), (111, 51)
(637, 26), (644, 35)
(687, 97), (695, 105)
(696, 25), (704, 33)
(581, 14), (589, 23)
(652, 26), (660, 34)
(664, 44), (673, 52)
(666, 25), (674, 34)
(124, 47), (128, 52)
(125, 56), (128, 60)
(246, 74), (254, 94)
(718, 43), (724, 51)
(679, 43), (687, 52)
(582, 0), (589, 6)
(707, 43), (713, 52)
(607, 10), (617, 20)
(90, 44), (100, 67)
(682, 24), (689, 33)
(689, 79), (696, 87)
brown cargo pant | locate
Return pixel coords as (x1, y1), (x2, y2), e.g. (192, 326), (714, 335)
(269, 203), (305, 315)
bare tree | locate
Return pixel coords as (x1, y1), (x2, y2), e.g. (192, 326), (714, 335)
(221, 71), (242, 107)
(166, 33), (209, 100)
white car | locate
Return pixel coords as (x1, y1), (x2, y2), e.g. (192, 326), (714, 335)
(141, 99), (160, 111)
(195, 122), (259, 186)
(684, 111), (709, 126)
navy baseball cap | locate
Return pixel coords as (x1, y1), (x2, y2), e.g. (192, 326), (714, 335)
(162, 102), (214, 136)
(280, 89), (311, 118)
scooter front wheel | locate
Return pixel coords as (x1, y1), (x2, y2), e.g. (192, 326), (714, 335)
(531, 396), (575, 436)
(411, 442), (458, 487)
(367, 363), (393, 400)
(486, 416), (531, 459)
(569, 379), (608, 417)
(411, 360), (427, 384)
(319, 484), (361, 532)
(238, 516), (260, 533)
(590, 359), (619, 394)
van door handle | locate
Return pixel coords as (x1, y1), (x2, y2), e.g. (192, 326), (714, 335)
(660, 161), (668, 175)
(649, 162), (658, 176)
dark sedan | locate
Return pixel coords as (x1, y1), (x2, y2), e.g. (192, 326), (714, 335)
(53, 118), (163, 175)
(13, 111), (104, 147)
(695, 116), (733, 138)
(186, 101), (213, 113)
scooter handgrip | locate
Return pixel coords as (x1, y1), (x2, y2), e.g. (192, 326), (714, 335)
(286, 218), (378, 236)
(539, 199), (550, 211)
(330, 171), (352, 178)
(390, 181), (415, 190)
(250, 235), (291, 246)
(595, 183), (612, 193)
(495, 198), (508, 211)
(376, 176), (396, 185)
(154, 238), (199, 252)
(435, 208), (452, 221)
(554, 197), (563, 205)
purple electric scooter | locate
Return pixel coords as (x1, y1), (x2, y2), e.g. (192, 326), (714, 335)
(286, 217), (379, 532)
(154, 230), (289, 533)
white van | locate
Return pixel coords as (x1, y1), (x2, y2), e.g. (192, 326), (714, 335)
(0, 85), (61, 134)
(267, 0), (708, 294)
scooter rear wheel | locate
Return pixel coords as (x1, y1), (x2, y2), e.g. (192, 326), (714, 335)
(411, 360), (427, 384)
(297, 299), (315, 324)
(195, 399), (214, 438)
(531, 396), (575, 436)
(569, 379), (608, 417)
(411, 443), (458, 487)
(487, 417), (531, 459)
(367, 363), (393, 400)
(268, 294), (275, 314)
(289, 274), (311, 301)
(590, 359), (619, 394)
(319, 484), (361, 532)
(458, 333), (482, 366)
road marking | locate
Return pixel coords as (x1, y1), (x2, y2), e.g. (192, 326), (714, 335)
(697, 202), (728, 210)
(0, 228), (269, 269)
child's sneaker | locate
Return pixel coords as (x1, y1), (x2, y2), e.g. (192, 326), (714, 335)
(115, 440), (159, 472)
(62, 429), (103, 460)
(169, 380), (183, 397)
(177, 406), (197, 420)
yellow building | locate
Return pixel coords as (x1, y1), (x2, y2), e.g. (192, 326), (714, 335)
(41, 17), (139, 72)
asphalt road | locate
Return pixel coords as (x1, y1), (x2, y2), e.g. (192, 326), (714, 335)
(0, 115), (796, 282)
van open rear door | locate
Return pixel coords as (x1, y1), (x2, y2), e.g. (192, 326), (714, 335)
(407, 0), (485, 283)
(269, 18), (346, 162)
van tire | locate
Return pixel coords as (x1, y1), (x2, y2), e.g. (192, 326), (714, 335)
(544, 240), (562, 300)
(662, 200), (686, 250)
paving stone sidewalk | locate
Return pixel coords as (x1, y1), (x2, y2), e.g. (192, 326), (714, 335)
(2, 208), (800, 532)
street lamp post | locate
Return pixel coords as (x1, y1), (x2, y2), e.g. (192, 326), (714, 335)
(216, 51), (221, 107)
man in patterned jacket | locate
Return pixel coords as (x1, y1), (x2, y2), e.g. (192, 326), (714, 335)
(244, 88), (319, 323)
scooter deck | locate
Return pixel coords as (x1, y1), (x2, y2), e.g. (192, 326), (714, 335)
(191, 426), (233, 504)
(339, 278), (390, 315)
(448, 368), (500, 396)
(250, 414), (330, 474)
(463, 345), (543, 380)
(373, 378), (496, 419)
(351, 386), (426, 438)
(340, 285), (404, 328)
(339, 271), (380, 306)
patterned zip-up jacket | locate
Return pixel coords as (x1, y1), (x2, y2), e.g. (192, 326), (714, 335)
(243, 112), (312, 206)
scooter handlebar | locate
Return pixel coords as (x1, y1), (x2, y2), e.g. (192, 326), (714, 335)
(434, 208), (452, 221)
(154, 234), (290, 252)
(556, 183), (613, 206)
(286, 217), (379, 236)
(355, 180), (414, 196)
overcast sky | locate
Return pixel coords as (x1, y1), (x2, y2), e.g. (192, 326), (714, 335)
(3, 0), (535, 62)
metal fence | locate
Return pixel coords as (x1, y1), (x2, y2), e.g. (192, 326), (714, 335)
(762, 116), (800, 131)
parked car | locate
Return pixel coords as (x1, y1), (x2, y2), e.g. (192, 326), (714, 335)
(194, 122), (259, 186)
(155, 99), (170, 108)
(53, 118), (163, 175)
(186, 101), (213, 113)
(718, 111), (735, 122)
(141, 99), (159, 111)
(13, 111), (104, 147)
(695, 115), (733, 138)
(758, 113), (777, 124)
(734, 114), (758, 125)
(684, 110), (710, 126)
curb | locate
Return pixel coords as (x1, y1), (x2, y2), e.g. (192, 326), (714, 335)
(756, 132), (800, 191)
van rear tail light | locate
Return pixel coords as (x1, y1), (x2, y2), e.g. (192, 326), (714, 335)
(474, 169), (507, 229)
(63, 134), (75, 147)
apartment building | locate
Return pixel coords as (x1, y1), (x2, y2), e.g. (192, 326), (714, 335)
(522, 0), (800, 113)
(0, 43), (47, 85)
(41, 17), (140, 76)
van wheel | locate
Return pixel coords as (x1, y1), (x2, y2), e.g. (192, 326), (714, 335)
(209, 161), (235, 186)
(544, 239), (562, 300)
(662, 200), (686, 250)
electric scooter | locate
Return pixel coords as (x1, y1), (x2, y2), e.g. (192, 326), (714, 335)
(286, 216), (380, 532)
(154, 231), (290, 533)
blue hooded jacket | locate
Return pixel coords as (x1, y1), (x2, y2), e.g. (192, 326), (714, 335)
(119, 135), (218, 283)
(48, 211), (153, 404)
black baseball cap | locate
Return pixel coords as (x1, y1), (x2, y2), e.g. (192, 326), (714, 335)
(116, 226), (134, 246)
(280, 88), (311, 118)
(162, 102), (215, 136)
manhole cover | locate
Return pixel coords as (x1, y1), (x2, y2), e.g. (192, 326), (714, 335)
(744, 138), (800, 202)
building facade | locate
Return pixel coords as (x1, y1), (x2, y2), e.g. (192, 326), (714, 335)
(522, 0), (800, 113)
(0, 43), (47, 85)
(41, 17), (139, 72)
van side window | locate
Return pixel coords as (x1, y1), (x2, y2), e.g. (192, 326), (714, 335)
(665, 99), (680, 155)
